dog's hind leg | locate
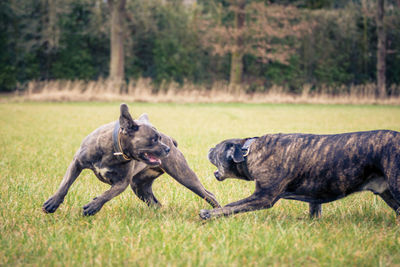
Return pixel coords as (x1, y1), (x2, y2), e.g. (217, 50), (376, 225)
(379, 189), (400, 216)
(43, 158), (83, 213)
(130, 168), (164, 207)
(309, 203), (322, 218)
(83, 179), (129, 216)
(385, 165), (400, 216)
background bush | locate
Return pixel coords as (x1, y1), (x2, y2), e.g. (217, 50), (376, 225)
(1, 0), (399, 93)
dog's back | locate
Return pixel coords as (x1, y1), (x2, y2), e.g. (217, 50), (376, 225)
(252, 130), (400, 202)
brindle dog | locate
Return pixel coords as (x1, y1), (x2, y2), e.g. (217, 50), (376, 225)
(200, 130), (400, 220)
(43, 104), (220, 216)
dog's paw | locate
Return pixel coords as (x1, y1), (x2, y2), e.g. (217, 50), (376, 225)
(82, 200), (103, 216)
(42, 196), (62, 213)
(199, 209), (211, 220)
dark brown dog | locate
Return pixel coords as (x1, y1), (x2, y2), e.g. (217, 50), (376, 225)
(43, 104), (220, 216)
(200, 130), (400, 219)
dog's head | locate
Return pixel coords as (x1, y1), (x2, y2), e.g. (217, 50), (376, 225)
(208, 139), (246, 181)
(118, 104), (170, 166)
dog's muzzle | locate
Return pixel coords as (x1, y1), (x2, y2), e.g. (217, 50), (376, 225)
(214, 170), (224, 181)
(163, 145), (170, 155)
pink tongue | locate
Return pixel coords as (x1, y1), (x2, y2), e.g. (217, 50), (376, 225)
(148, 154), (160, 163)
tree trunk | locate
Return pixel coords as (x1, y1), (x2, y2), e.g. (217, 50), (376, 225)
(229, 0), (245, 93)
(108, 0), (126, 89)
(376, 0), (386, 98)
(230, 51), (243, 91)
(361, 0), (369, 75)
(41, 0), (60, 79)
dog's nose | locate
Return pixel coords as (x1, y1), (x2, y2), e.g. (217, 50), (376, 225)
(164, 146), (170, 154)
(214, 170), (221, 179)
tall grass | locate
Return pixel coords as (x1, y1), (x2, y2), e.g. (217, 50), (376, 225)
(13, 79), (400, 105)
(1, 102), (400, 266)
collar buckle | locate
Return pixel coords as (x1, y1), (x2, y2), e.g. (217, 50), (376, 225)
(241, 137), (257, 158)
(242, 148), (250, 157)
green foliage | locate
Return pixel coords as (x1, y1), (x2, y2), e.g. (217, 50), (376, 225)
(0, 0), (17, 91)
(51, 2), (109, 80)
(126, 1), (212, 85)
(0, 66), (17, 92)
(149, 4), (205, 84)
(0, 0), (400, 93)
(295, 7), (377, 88)
(386, 8), (400, 87)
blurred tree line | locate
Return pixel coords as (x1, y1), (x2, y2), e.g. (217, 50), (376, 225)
(1, 0), (399, 95)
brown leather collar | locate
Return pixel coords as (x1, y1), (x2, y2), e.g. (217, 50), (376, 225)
(112, 121), (131, 162)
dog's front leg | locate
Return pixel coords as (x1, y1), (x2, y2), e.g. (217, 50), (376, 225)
(199, 191), (279, 220)
(43, 158), (83, 213)
(162, 147), (221, 208)
(83, 180), (129, 216)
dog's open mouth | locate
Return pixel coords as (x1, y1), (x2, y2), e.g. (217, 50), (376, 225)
(141, 152), (162, 165)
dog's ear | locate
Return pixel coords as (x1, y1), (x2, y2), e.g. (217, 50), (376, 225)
(119, 103), (139, 132)
(137, 113), (150, 125)
(228, 144), (244, 163)
(232, 144), (245, 163)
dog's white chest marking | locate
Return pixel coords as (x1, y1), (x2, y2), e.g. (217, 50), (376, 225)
(93, 166), (111, 183)
(97, 167), (109, 176)
(362, 176), (388, 194)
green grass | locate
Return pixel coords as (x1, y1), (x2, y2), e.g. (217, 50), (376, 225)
(1, 102), (400, 266)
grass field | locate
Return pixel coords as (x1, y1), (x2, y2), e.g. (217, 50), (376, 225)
(1, 102), (400, 266)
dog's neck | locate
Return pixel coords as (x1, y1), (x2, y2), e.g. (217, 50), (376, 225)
(235, 137), (258, 181)
(112, 121), (132, 162)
